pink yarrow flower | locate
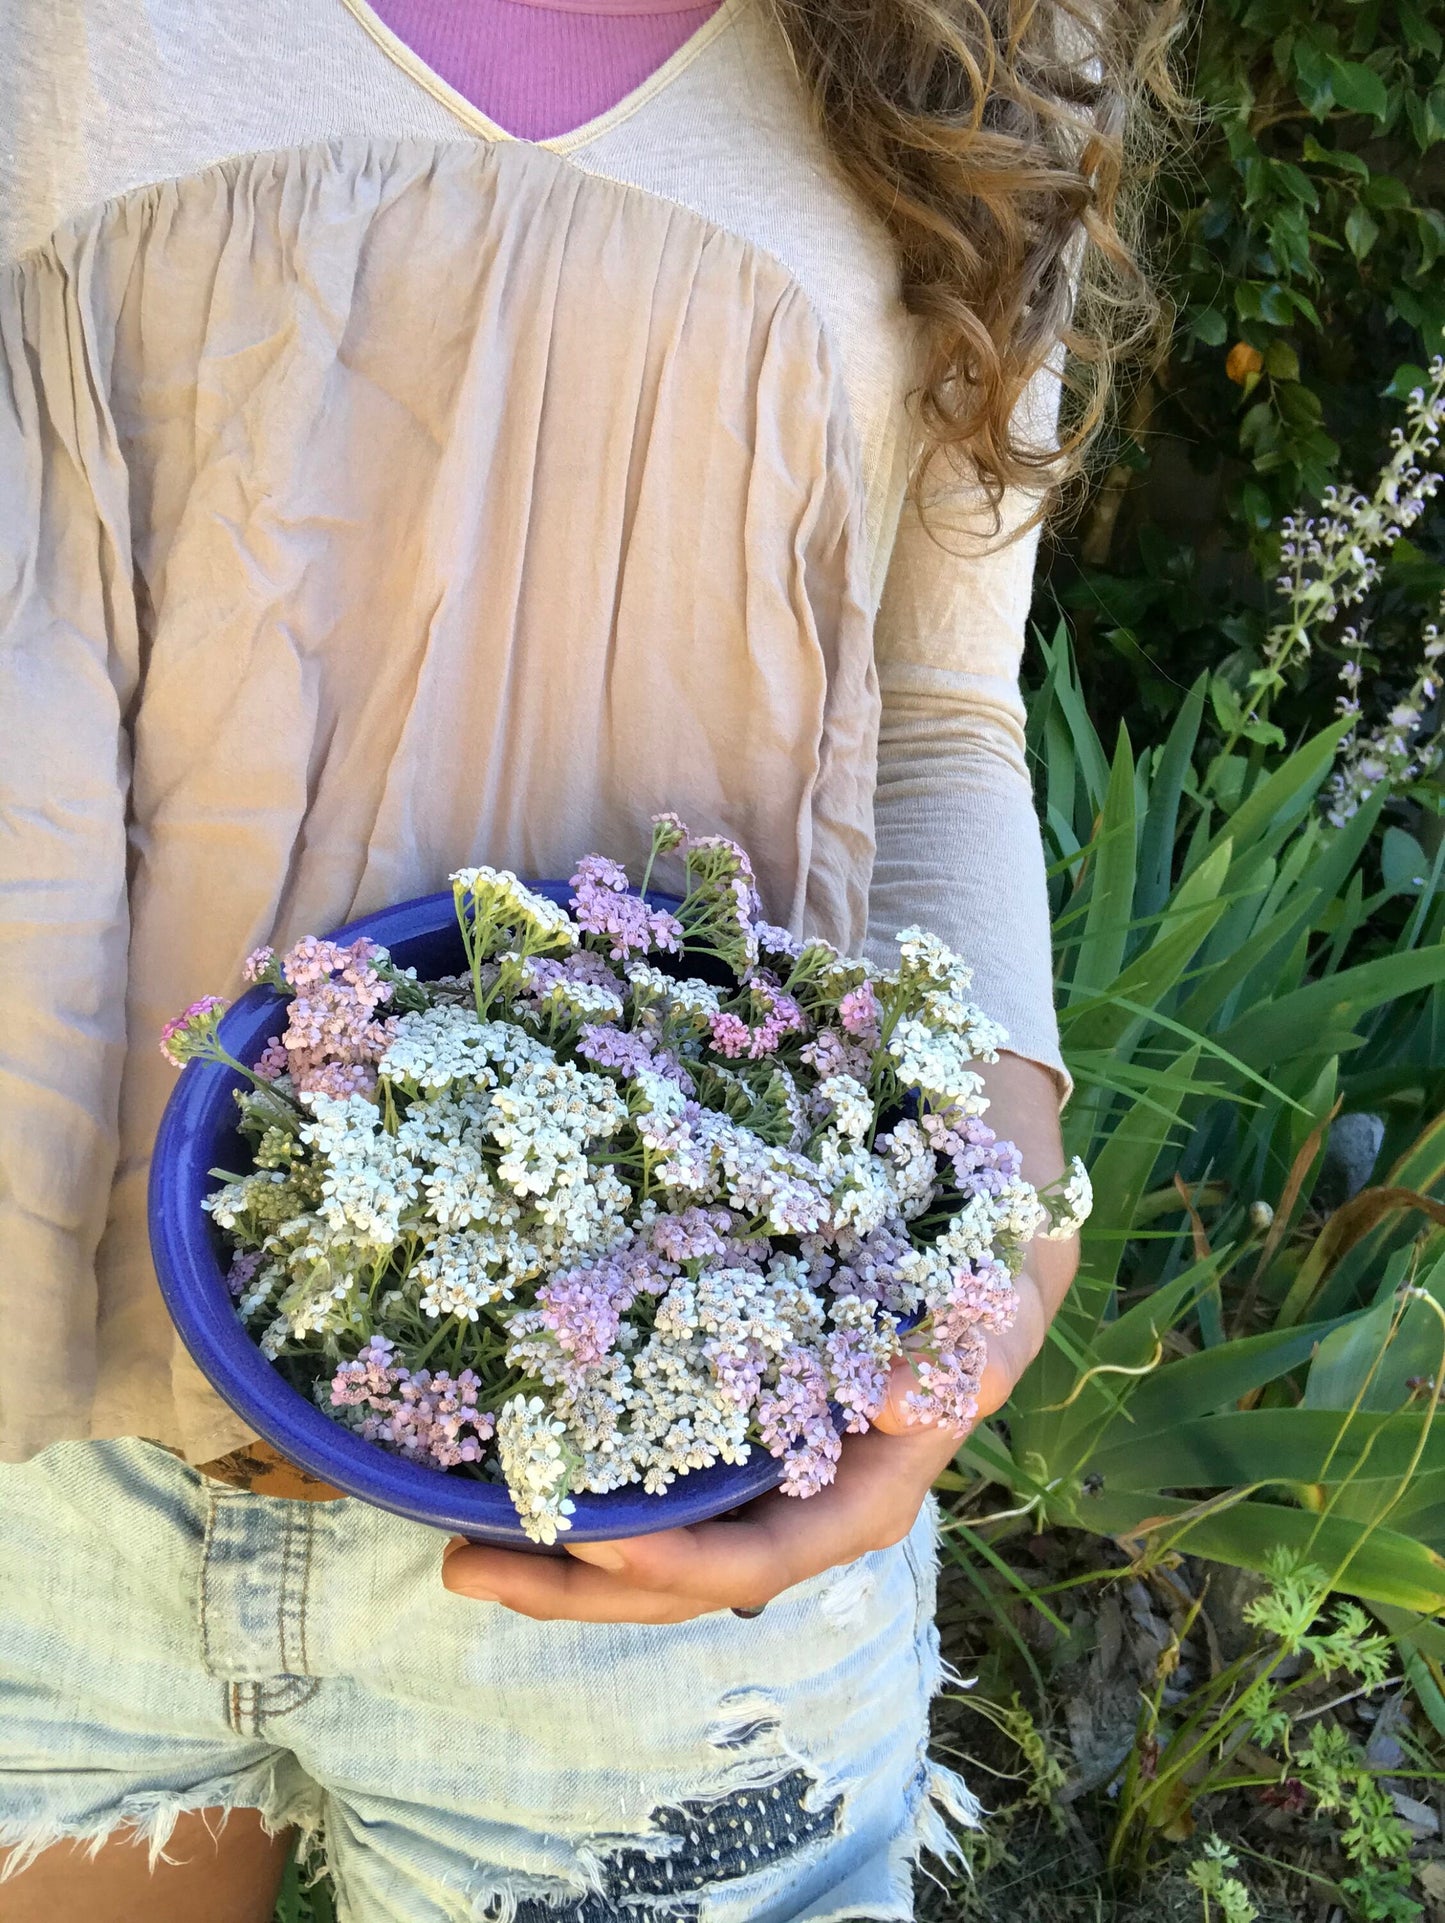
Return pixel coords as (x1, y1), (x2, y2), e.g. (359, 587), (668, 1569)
(262, 936), (398, 1097)
(160, 996), (229, 1067)
(839, 982), (882, 1044)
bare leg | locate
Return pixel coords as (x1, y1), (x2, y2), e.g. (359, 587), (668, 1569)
(0, 1808), (294, 1923)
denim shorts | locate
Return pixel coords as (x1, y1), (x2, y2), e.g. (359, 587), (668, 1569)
(0, 1438), (978, 1921)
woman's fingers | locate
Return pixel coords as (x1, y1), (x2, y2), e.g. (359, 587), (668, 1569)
(440, 1416), (963, 1622)
(441, 1540), (712, 1622)
(443, 1505), (805, 1618)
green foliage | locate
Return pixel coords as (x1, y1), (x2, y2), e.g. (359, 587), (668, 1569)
(273, 1850), (335, 1923)
(1109, 1547), (1422, 1902)
(950, 623), (1445, 1619)
(1188, 1838), (1261, 1923)
(1049, 0), (1445, 750)
(1295, 1723), (1420, 1920)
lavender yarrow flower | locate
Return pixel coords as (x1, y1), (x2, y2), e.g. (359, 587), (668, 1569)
(259, 936), (400, 1097)
(648, 810), (690, 855)
(831, 1222), (919, 1314)
(397, 1370), (495, 1469)
(577, 1021), (694, 1091)
(800, 1026), (875, 1084)
(304, 1060), (386, 1100)
(281, 935), (384, 991)
(647, 1206), (735, 1263)
(534, 1267), (627, 1373)
(755, 920), (805, 962)
(330, 1334), (404, 1409)
(825, 1295), (897, 1432)
(903, 1331), (989, 1431)
(747, 980), (807, 1056)
(932, 1256), (1018, 1346)
(570, 854), (683, 961)
(242, 945), (279, 984)
(361, 1368), (495, 1471)
(252, 1035), (290, 1081)
(922, 1109), (1023, 1194)
(757, 1347), (842, 1497)
(706, 980), (806, 1061)
(225, 1250), (265, 1299)
(521, 950), (619, 1000)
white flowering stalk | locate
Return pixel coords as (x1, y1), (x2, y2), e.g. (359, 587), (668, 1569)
(172, 816), (1092, 1542)
(1260, 357), (1445, 703)
(1323, 597), (1445, 826)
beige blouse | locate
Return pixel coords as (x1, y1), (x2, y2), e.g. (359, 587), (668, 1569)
(0, 0), (1068, 1464)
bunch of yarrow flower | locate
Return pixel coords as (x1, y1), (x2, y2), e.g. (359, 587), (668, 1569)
(161, 815), (1092, 1543)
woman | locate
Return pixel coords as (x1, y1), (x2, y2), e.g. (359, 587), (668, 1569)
(0, 0), (1168, 1916)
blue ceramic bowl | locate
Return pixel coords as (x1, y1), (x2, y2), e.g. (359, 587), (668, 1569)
(148, 883), (786, 1545)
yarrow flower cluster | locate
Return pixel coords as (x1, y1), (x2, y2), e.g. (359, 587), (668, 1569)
(167, 816), (1092, 1542)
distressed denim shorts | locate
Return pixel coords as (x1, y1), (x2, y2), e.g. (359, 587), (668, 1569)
(0, 1438), (977, 1921)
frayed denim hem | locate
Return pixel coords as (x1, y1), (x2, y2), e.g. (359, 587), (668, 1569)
(0, 1758), (322, 1885)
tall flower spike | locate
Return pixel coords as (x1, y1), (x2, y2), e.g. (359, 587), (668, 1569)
(1262, 356), (1445, 698)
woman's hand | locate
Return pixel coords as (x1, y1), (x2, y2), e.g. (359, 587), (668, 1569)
(441, 1051), (1079, 1624)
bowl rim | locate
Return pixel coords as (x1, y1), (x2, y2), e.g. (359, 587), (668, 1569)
(148, 883), (785, 1542)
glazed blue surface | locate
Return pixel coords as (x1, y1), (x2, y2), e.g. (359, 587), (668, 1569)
(148, 884), (785, 1545)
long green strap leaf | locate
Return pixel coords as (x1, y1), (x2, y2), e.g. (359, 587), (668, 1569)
(1072, 1488), (1445, 1613)
(1086, 1408), (1445, 1489)
(1217, 944), (1445, 1066)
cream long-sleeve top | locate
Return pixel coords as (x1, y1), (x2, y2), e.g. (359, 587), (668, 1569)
(0, 0), (1069, 1465)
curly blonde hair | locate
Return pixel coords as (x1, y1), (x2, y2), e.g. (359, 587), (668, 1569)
(764, 0), (1183, 521)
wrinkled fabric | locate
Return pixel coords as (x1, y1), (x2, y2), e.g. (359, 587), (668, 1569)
(0, 1440), (979, 1921)
(0, 137), (880, 1461)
